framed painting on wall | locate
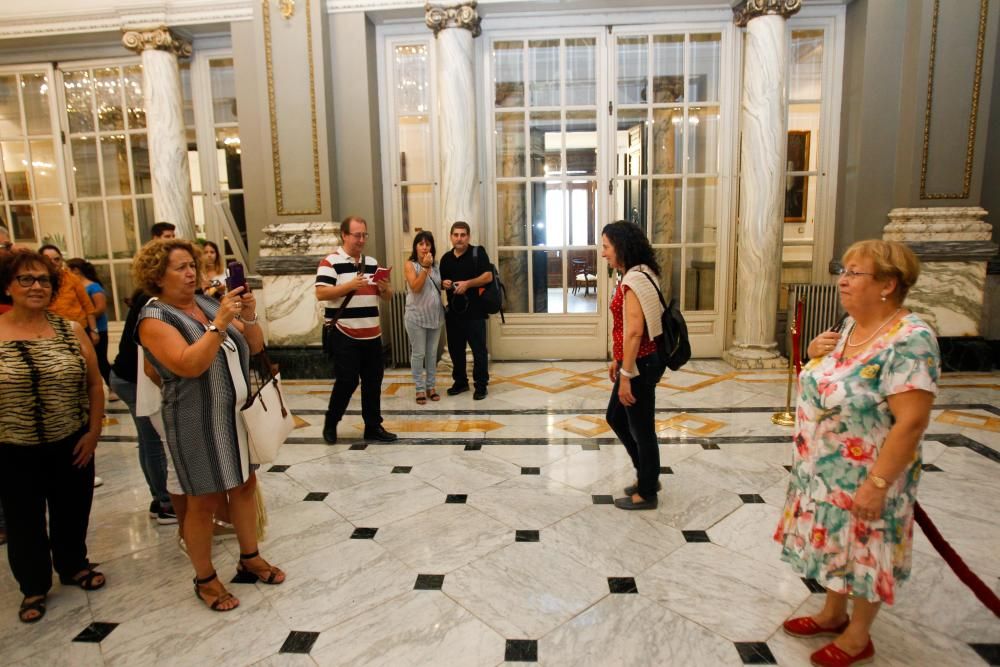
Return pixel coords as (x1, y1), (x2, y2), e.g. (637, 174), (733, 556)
(784, 130), (810, 222)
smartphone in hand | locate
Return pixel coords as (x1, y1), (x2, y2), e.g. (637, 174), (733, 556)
(226, 261), (247, 292)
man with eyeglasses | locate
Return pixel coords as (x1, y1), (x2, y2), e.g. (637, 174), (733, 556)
(315, 216), (397, 444)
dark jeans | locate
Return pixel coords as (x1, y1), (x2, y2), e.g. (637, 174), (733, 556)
(325, 328), (384, 430)
(446, 317), (489, 389)
(0, 428), (95, 597)
(110, 370), (170, 507)
(606, 353), (666, 500)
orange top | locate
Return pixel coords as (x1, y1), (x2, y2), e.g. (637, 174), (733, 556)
(47, 268), (95, 328)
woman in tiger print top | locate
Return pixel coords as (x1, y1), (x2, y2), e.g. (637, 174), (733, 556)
(0, 251), (105, 624)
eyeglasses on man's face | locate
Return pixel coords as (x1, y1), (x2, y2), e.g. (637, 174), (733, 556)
(14, 274), (52, 288)
(345, 232), (369, 240)
(836, 268), (875, 280)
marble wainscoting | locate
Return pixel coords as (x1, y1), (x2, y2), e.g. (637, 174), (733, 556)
(907, 261), (987, 337)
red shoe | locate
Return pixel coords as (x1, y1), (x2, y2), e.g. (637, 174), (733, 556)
(783, 616), (850, 638)
(810, 640), (875, 667)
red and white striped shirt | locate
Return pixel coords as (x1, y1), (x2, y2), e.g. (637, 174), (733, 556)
(316, 248), (382, 340)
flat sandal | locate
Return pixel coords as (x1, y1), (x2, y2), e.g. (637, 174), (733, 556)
(236, 550), (285, 585)
(194, 572), (238, 612)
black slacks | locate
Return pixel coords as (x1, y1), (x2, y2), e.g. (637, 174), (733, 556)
(445, 317), (489, 389)
(606, 353), (666, 500)
(325, 328), (384, 430)
(0, 428), (95, 597)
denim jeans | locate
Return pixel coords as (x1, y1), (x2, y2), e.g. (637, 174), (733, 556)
(109, 371), (170, 507)
(405, 321), (442, 393)
(606, 353), (667, 500)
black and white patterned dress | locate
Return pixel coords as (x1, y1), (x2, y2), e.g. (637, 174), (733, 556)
(138, 295), (250, 495)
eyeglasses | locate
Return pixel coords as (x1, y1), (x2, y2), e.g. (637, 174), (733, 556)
(836, 268), (875, 280)
(345, 232), (369, 240)
(0, 242), (12, 251)
(14, 275), (52, 288)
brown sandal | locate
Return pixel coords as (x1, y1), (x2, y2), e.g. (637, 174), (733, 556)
(18, 595), (46, 623)
(416, 391), (427, 405)
(428, 389), (440, 401)
(236, 550), (285, 585)
(193, 572), (238, 612)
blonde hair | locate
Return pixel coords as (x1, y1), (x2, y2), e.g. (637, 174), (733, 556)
(841, 239), (920, 302)
(132, 239), (202, 295)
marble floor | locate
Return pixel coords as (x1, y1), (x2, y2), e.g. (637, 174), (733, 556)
(2, 360), (999, 666)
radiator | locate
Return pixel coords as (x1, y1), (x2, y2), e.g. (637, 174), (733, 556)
(386, 292), (410, 367)
(787, 283), (842, 359)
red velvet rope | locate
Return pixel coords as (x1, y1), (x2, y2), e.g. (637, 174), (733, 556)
(914, 501), (1000, 617)
(792, 299), (804, 376)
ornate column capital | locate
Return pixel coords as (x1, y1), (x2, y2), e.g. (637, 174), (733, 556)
(121, 26), (192, 57)
(425, 2), (481, 39)
(732, 0), (802, 27)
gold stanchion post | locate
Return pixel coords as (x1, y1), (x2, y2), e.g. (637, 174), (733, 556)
(771, 295), (798, 426)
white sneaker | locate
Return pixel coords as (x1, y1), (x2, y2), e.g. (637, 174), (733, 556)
(94, 476), (104, 488)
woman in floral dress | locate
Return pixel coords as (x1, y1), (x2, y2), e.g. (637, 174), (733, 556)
(775, 240), (939, 667)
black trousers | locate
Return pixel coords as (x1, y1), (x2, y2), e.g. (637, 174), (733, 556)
(446, 317), (489, 389)
(0, 428), (95, 597)
(95, 331), (111, 385)
(325, 328), (384, 430)
(606, 354), (666, 500)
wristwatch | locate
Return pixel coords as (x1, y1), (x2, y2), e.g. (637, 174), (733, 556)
(206, 324), (227, 338)
(868, 474), (888, 489)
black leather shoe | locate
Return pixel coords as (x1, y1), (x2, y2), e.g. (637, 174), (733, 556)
(447, 384), (470, 396)
(363, 426), (398, 442)
(473, 386), (488, 400)
(624, 481), (662, 496)
(613, 496), (658, 510)
(322, 425), (337, 444)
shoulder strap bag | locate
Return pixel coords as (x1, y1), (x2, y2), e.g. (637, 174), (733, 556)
(241, 348), (294, 465)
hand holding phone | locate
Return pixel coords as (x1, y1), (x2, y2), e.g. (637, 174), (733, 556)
(226, 261), (247, 292)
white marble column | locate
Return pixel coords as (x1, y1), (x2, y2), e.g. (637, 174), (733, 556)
(723, 1), (801, 370)
(426, 3), (481, 237)
(122, 27), (195, 239)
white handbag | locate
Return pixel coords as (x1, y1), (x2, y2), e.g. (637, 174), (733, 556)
(241, 373), (294, 465)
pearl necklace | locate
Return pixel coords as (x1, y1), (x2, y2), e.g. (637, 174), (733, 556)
(846, 308), (903, 348)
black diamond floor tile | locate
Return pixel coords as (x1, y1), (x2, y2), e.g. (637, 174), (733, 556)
(682, 530), (710, 543)
(350, 527), (378, 539)
(608, 577), (638, 594)
(734, 641), (777, 665)
(267, 464), (290, 473)
(591, 494), (614, 505)
(303, 492), (328, 501)
(701, 443), (721, 450)
(581, 443), (600, 451)
(414, 574), (445, 590)
(464, 443), (482, 451)
(739, 494), (765, 504)
(231, 569), (259, 584)
(349, 443), (368, 450)
(391, 466), (412, 474)
(446, 494), (468, 504)
(515, 529), (540, 542)
(73, 622), (118, 643)
(280, 630), (320, 654)
(922, 463), (944, 472)
(505, 639), (538, 662)
(970, 643), (1000, 665)
(801, 577), (826, 593)
(660, 466), (674, 474)
(783, 464), (793, 472)
(521, 467), (540, 475)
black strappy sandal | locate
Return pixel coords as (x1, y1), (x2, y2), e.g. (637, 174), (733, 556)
(18, 595), (46, 623)
(59, 565), (105, 591)
(193, 571), (238, 612)
(236, 550), (285, 585)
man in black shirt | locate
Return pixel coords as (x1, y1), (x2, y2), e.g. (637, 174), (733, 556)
(439, 221), (493, 400)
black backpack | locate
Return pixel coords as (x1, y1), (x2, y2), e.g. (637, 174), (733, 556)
(472, 246), (506, 323)
(638, 271), (691, 371)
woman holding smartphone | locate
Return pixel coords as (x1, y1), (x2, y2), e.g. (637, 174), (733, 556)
(404, 231), (444, 404)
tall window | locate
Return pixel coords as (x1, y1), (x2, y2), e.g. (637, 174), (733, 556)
(613, 32), (723, 312)
(62, 63), (152, 320)
(493, 37), (600, 314)
(0, 68), (70, 250)
(780, 28), (826, 283)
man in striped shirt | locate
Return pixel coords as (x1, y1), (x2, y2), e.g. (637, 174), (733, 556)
(315, 216), (397, 443)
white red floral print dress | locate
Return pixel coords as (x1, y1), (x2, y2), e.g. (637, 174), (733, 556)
(774, 313), (940, 604)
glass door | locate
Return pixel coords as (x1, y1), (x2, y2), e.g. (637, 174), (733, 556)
(487, 33), (607, 359)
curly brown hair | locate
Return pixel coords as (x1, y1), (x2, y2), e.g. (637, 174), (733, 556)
(132, 239), (202, 296)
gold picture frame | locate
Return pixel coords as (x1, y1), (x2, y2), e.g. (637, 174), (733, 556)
(784, 130), (810, 223)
